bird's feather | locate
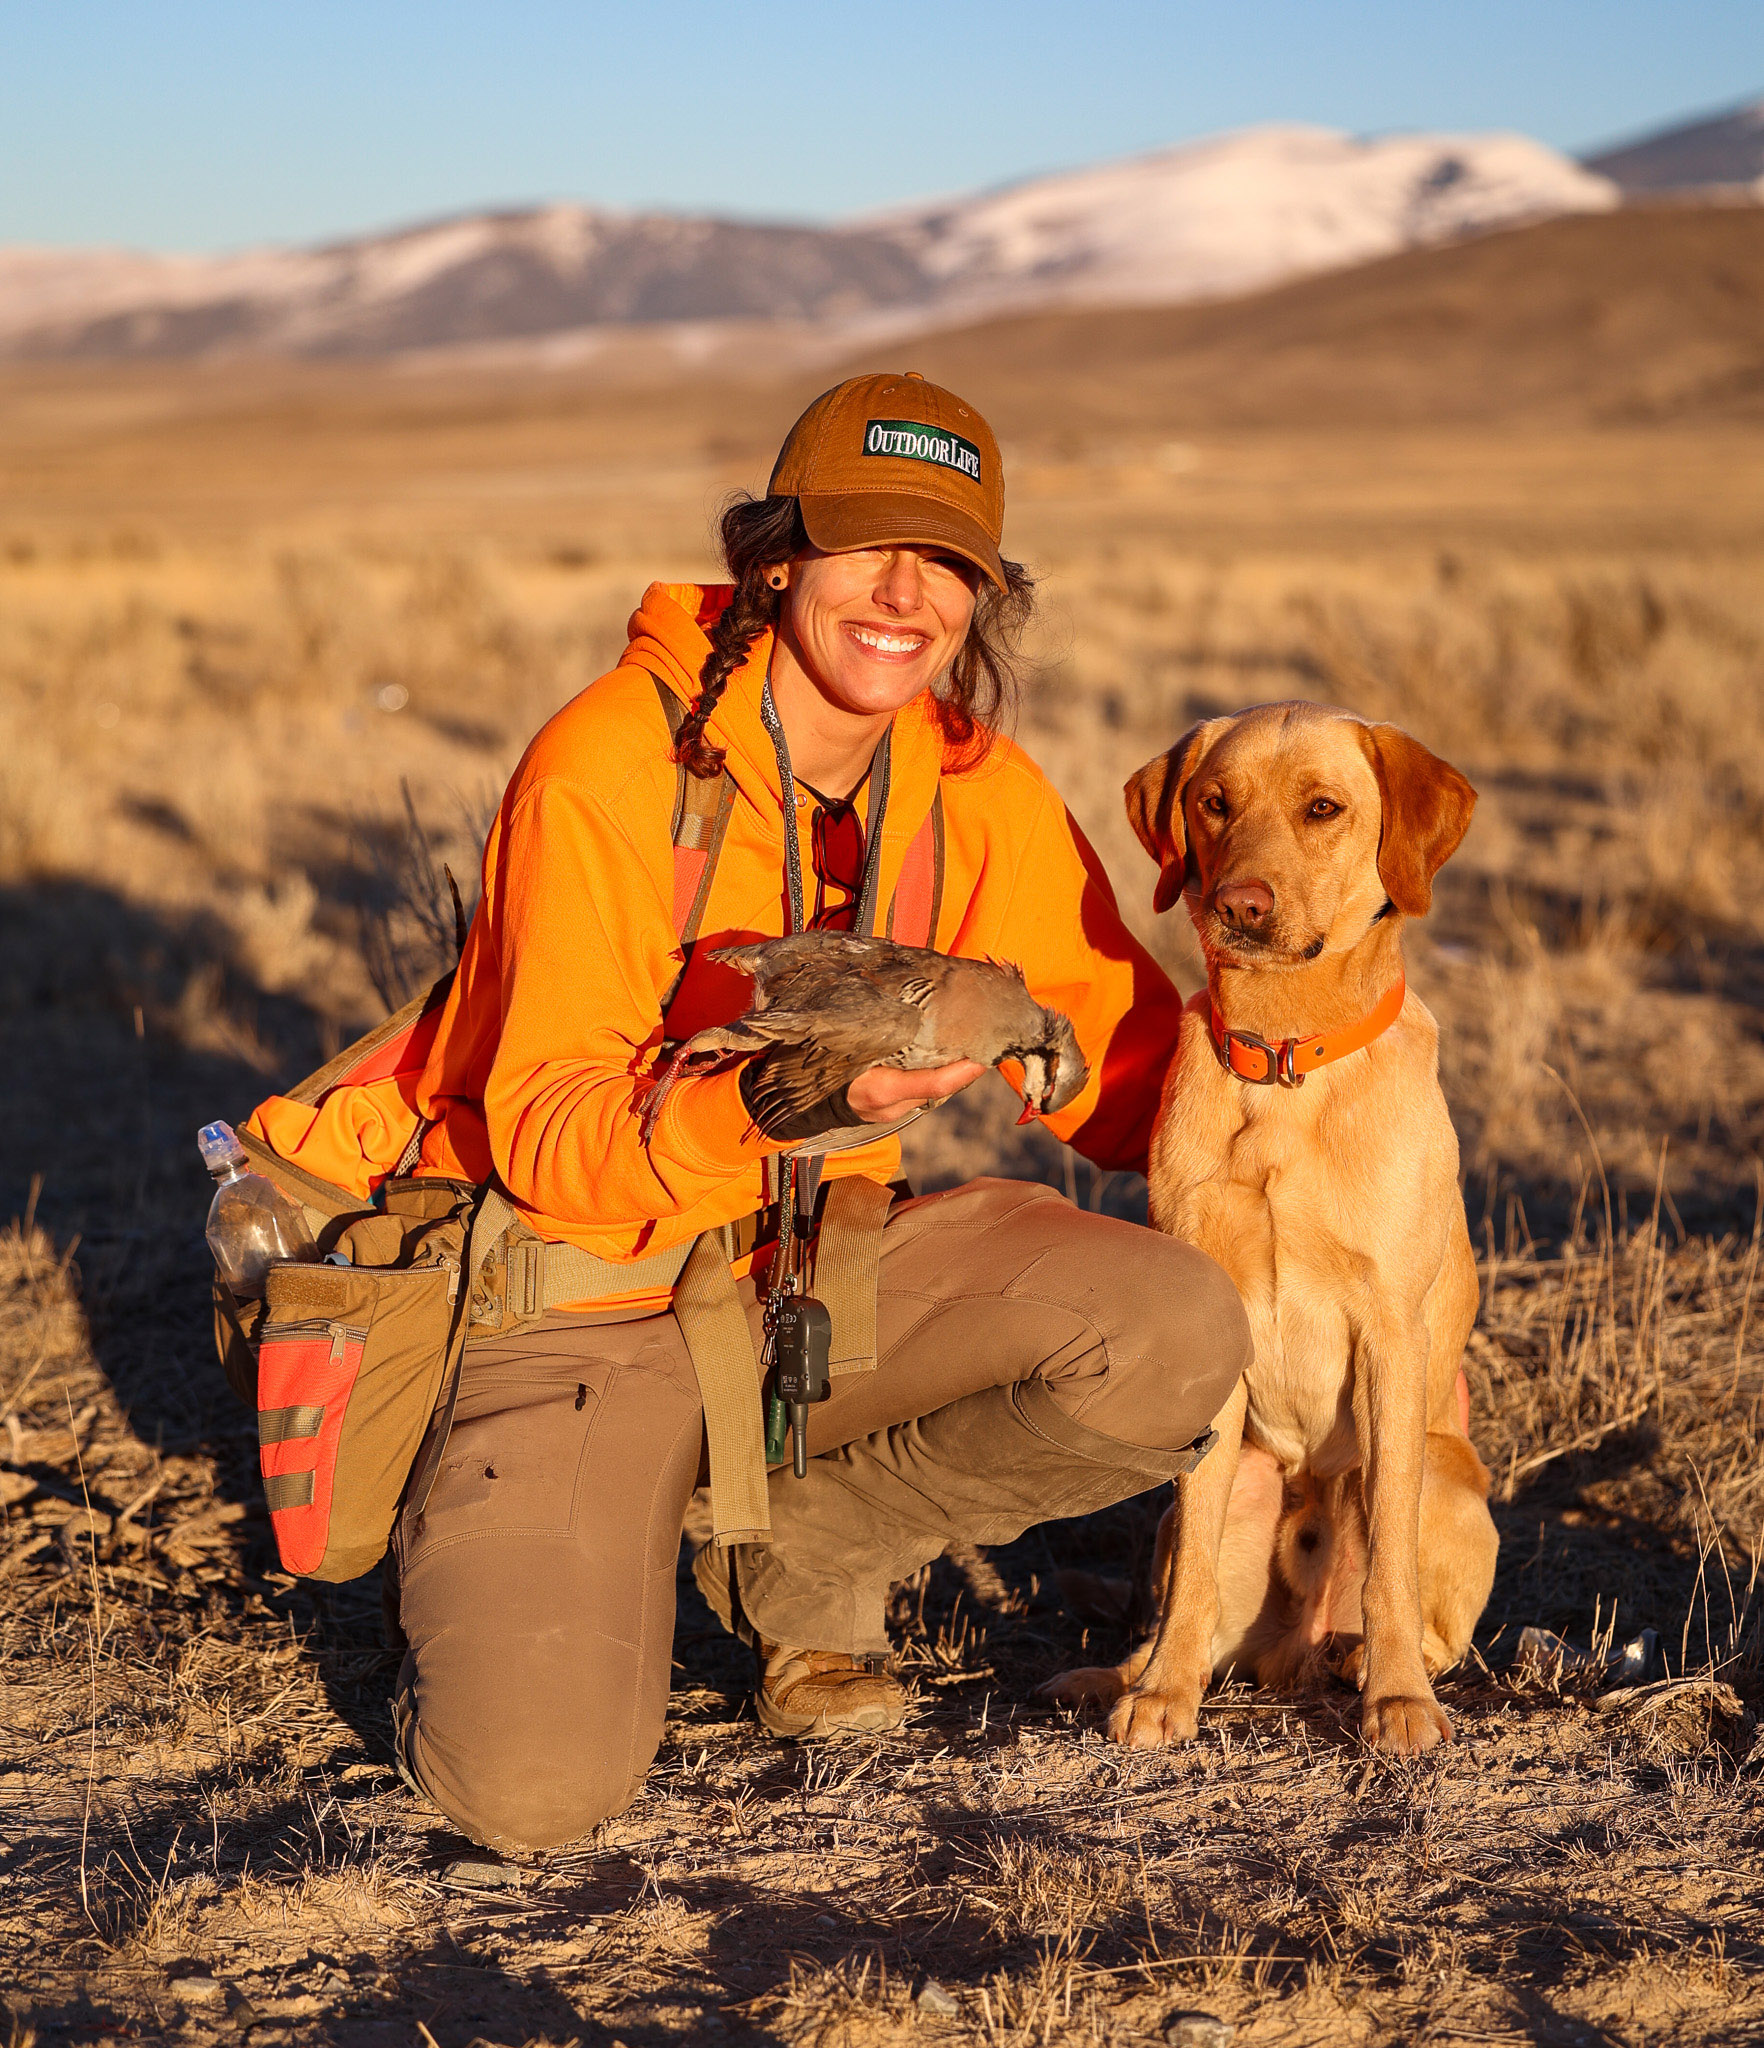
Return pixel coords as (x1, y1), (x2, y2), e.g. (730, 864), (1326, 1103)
(659, 932), (1091, 1140)
(726, 1005), (922, 1130)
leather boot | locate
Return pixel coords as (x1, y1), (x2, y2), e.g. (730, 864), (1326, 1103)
(692, 1544), (909, 1736)
(755, 1645), (907, 1737)
(701, 1376), (1214, 1671)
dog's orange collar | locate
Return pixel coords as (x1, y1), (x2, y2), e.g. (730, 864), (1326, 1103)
(1209, 976), (1406, 1088)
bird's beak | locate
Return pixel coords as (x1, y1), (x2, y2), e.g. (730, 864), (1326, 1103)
(1016, 1050), (1053, 1123)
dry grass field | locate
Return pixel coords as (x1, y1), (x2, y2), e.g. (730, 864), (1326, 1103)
(3, 245), (1763, 2046)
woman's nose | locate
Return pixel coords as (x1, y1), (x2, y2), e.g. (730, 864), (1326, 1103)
(872, 551), (924, 612)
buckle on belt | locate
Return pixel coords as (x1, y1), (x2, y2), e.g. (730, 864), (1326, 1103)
(509, 1238), (543, 1319)
(1218, 1027), (1305, 1087)
(471, 1234), (541, 1329)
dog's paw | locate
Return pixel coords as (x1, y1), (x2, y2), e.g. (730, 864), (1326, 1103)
(1035, 1664), (1129, 1711)
(1421, 1626), (1464, 1679)
(1105, 1687), (1201, 1749)
(1363, 1693), (1453, 1755)
(1330, 1637), (1367, 1689)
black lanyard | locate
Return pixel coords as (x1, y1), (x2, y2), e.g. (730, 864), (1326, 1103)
(759, 675), (891, 939)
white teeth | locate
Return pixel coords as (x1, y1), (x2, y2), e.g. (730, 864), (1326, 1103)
(849, 625), (925, 654)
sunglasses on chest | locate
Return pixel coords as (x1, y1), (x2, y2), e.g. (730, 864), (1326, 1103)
(800, 782), (867, 933)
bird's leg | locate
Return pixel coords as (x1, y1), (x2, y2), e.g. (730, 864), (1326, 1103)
(639, 1024), (766, 1145)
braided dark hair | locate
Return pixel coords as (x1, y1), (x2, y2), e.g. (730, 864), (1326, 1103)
(673, 494), (1036, 778)
(673, 497), (803, 779)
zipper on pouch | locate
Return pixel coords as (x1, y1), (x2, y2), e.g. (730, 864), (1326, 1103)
(260, 1317), (369, 1354)
(260, 1255), (452, 1349)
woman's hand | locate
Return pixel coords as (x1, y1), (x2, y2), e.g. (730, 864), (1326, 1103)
(846, 1059), (988, 1124)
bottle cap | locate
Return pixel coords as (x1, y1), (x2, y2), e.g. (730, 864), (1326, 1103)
(197, 1121), (247, 1174)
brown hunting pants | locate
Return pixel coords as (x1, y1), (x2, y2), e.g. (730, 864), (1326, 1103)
(390, 1179), (1250, 1849)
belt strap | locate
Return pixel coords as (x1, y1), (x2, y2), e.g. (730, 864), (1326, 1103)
(512, 1234), (694, 1321)
(470, 1188), (705, 1331)
(814, 1176), (893, 1374)
(673, 1233), (774, 1548)
(676, 1176), (894, 1545)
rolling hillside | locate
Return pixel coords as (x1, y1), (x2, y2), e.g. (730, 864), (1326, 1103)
(879, 205), (1764, 434)
(1585, 96), (1764, 193)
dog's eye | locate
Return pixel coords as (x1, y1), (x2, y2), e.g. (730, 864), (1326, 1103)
(1307, 798), (1342, 820)
(1200, 792), (1229, 818)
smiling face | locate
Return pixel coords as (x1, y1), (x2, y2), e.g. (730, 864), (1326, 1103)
(1124, 702), (1477, 970)
(774, 543), (980, 723)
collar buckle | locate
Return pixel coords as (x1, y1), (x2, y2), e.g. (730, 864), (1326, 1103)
(1217, 1027), (1306, 1088)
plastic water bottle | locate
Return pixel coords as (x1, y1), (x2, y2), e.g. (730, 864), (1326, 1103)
(199, 1121), (318, 1298)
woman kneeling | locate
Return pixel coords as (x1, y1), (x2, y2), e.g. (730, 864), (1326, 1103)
(391, 373), (1250, 1849)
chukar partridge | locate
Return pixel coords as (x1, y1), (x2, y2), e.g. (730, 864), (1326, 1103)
(644, 932), (1088, 1141)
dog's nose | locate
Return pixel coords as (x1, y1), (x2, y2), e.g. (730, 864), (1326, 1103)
(1214, 879), (1275, 932)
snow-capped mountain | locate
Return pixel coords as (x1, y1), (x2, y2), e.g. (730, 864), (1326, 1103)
(0, 123), (1621, 359)
(875, 125), (1617, 316)
(0, 206), (933, 357)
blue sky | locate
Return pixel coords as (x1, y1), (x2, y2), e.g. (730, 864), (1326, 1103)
(1, 1), (1759, 251)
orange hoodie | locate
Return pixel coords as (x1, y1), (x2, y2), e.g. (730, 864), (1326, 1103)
(260, 583), (1185, 1311)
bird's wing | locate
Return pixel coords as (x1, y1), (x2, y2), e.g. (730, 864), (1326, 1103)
(737, 995), (923, 1134)
(702, 935), (974, 1131)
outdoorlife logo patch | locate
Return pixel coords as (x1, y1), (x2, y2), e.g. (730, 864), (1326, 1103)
(862, 419), (982, 483)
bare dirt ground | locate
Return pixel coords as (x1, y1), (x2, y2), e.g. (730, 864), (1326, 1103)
(1, 352), (1761, 2045)
(3, 1214), (1759, 2048)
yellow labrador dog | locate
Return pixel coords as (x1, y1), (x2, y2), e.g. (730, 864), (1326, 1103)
(1046, 702), (1497, 1755)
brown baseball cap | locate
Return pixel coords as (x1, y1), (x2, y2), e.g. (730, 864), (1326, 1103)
(768, 371), (1006, 591)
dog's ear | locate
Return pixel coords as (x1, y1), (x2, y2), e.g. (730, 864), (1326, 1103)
(1125, 723), (1212, 914)
(1359, 723), (1477, 917)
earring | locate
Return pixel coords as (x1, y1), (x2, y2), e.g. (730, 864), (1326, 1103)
(767, 569), (788, 591)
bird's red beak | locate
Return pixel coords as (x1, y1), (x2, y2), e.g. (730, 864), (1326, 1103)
(1016, 1101), (1038, 1126)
